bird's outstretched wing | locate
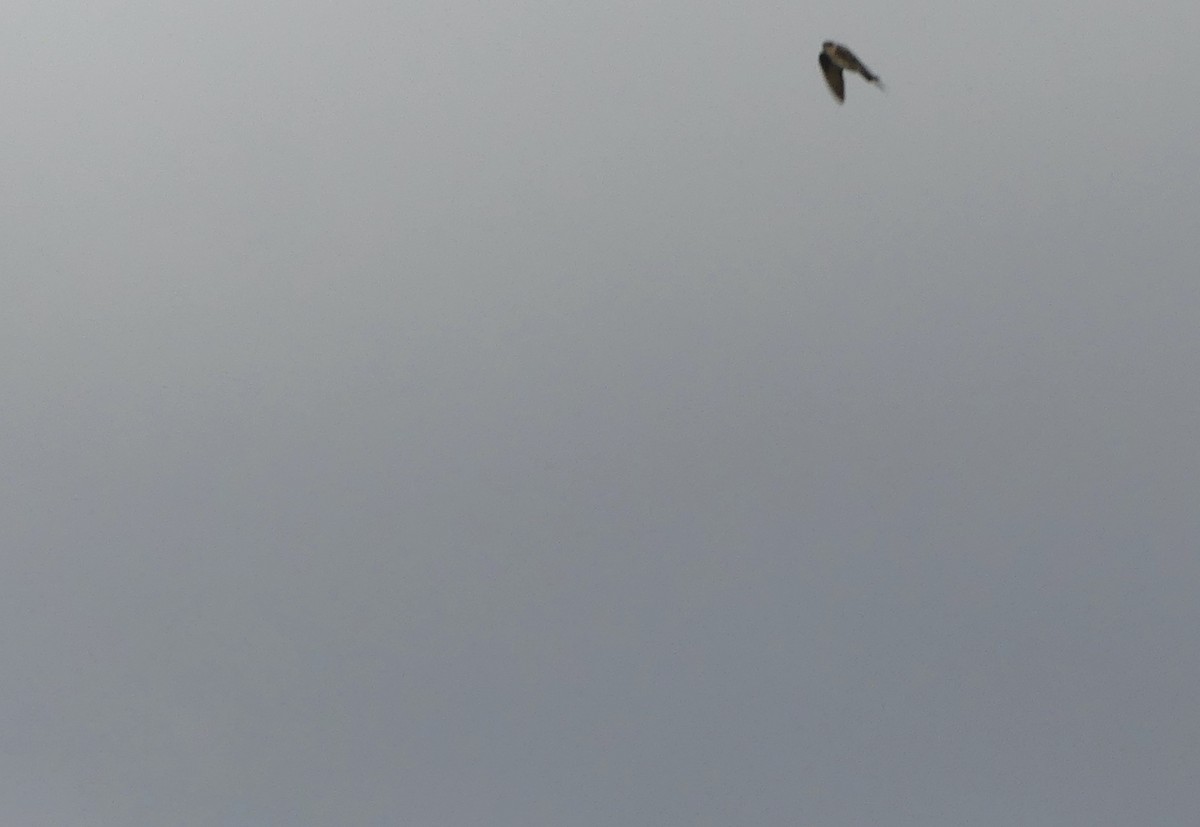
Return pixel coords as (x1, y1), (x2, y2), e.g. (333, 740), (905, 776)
(819, 52), (844, 102)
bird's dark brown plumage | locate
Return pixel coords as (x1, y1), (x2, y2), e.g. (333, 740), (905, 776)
(819, 41), (884, 103)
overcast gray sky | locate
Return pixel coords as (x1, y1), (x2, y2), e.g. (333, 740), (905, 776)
(3, 1), (1199, 824)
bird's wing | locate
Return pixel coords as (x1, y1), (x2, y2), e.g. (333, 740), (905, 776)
(841, 47), (882, 84)
(854, 60), (880, 84)
(819, 53), (844, 102)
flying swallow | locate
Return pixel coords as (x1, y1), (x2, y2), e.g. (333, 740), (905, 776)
(819, 41), (884, 103)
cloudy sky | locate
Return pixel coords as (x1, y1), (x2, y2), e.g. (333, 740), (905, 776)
(3, 1), (1198, 823)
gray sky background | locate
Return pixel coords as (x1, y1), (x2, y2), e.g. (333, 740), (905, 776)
(3, 1), (1198, 823)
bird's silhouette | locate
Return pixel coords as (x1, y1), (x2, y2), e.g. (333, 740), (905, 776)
(819, 41), (884, 103)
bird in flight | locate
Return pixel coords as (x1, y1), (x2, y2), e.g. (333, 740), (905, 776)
(819, 41), (884, 103)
